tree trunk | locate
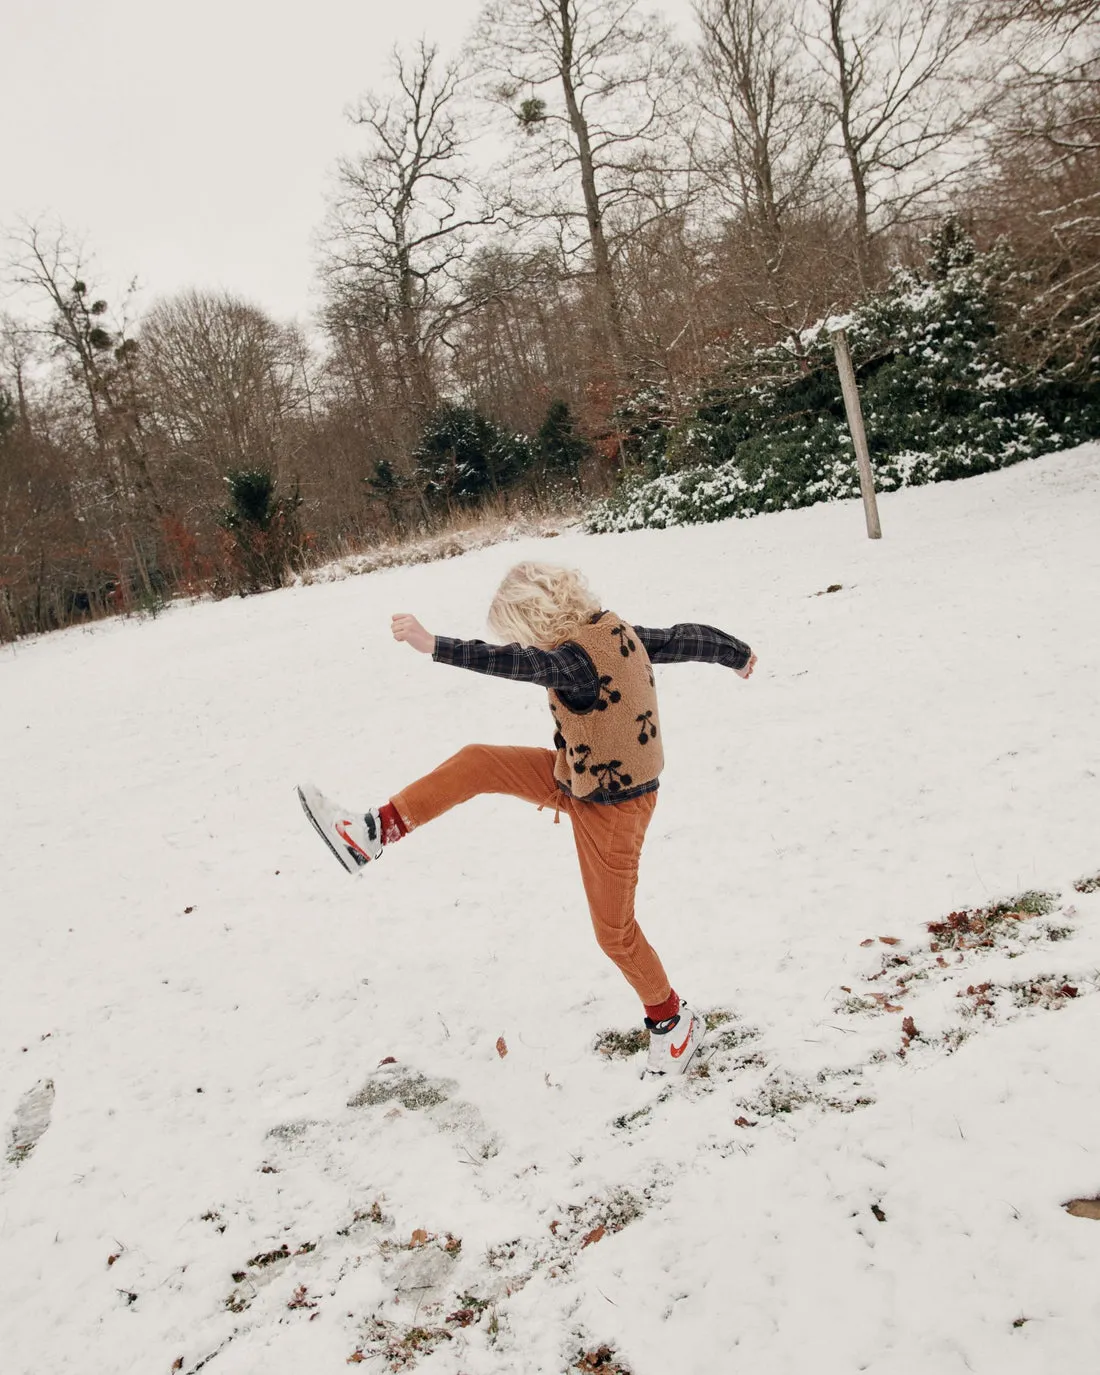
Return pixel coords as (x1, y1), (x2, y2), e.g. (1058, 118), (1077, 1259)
(557, 0), (628, 364)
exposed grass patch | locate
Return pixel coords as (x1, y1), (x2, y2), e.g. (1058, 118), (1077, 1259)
(265, 1119), (321, 1142)
(742, 1071), (815, 1118)
(336, 1200), (388, 1236)
(1010, 977), (1081, 1010)
(348, 1067), (454, 1111)
(1074, 872), (1100, 894)
(612, 1105), (652, 1131)
(445, 1293), (492, 1328)
(594, 1027), (648, 1059)
(927, 891), (1058, 952)
(349, 1317), (453, 1369)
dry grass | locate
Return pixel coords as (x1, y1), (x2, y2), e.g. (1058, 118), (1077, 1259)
(300, 503), (577, 588)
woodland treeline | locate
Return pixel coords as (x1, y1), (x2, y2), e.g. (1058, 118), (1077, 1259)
(1, 0), (1098, 638)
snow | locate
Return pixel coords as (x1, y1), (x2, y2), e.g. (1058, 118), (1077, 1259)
(3, 442), (1100, 1374)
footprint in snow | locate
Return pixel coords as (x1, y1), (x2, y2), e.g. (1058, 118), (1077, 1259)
(7, 1079), (55, 1166)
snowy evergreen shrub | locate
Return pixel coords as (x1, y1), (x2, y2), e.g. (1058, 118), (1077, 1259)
(414, 404), (533, 508)
(219, 468), (304, 594)
(536, 400), (591, 492)
(587, 220), (1100, 533)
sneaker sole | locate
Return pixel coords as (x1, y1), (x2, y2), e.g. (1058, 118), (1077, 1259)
(297, 786), (358, 875)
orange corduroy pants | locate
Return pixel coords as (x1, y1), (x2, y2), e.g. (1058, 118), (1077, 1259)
(390, 744), (671, 1007)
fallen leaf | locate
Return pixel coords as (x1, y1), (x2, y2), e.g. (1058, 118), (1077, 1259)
(1065, 1198), (1100, 1220)
(173, 1361), (183, 1372)
(410, 1228), (429, 1248)
(581, 1225), (606, 1248)
(883, 1002), (903, 1013)
(496, 1036), (508, 1059)
(549, 1219), (561, 1235)
(107, 1253), (120, 1268)
(936, 956), (948, 967)
(378, 1056), (397, 1066)
(347, 1352), (366, 1364)
(1061, 984), (1079, 998)
(840, 985), (852, 993)
(183, 906), (194, 914)
(879, 936), (901, 946)
(860, 938), (875, 947)
(902, 1017), (918, 1039)
(734, 1116), (756, 1127)
(871, 1203), (887, 1222)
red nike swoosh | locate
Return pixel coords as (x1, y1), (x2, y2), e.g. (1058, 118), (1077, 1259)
(670, 1021), (694, 1058)
(336, 819), (371, 860)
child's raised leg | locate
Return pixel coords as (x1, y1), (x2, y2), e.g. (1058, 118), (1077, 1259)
(390, 744), (559, 830)
(299, 746), (560, 874)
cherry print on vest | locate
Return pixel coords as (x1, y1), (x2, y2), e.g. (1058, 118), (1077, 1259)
(587, 759), (633, 793)
(548, 612), (663, 800)
(595, 674), (622, 711)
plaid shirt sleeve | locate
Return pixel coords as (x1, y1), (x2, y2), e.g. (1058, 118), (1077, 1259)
(432, 636), (599, 704)
(633, 623), (753, 671)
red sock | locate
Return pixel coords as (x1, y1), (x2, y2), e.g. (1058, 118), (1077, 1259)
(378, 802), (407, 846)
(644, 990), (680, 1024)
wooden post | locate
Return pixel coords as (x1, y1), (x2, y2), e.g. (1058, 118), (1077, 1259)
(831, 328), (882, 540)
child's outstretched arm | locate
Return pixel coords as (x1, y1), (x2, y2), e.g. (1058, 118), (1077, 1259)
(634, 623), (757, 679)
(391, 613), (600, 704)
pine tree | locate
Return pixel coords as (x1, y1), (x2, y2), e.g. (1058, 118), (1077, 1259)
(536, 400), (590, 491)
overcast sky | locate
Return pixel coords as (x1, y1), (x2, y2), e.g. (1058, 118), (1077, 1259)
(2, 0), (695, 326)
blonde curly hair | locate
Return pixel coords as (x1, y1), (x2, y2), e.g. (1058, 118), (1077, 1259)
(488, 562), (602, 648)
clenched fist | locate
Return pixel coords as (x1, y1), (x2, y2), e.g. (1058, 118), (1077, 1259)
(391, 614), (435, 655)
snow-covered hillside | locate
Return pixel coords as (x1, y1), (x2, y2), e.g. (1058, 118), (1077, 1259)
(3, 444), (1100, 1375)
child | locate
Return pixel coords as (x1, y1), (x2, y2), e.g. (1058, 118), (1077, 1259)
(298, 562), (756, 1079)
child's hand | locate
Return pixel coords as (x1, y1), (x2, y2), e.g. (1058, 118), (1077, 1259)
(391, 614), (435, 655)
(735, 652), (758, 680)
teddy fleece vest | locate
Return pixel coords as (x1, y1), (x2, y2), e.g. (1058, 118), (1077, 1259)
(549, 612), (664, 800)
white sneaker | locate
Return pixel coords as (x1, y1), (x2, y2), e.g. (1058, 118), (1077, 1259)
(297, 783), (383, 874)
(642, 1002), (703, 1079)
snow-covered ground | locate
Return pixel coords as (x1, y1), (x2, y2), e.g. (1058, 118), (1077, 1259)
(3, 444), (1100, 1375)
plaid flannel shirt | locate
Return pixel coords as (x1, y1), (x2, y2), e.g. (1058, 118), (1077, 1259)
(432, 619), (752, 801)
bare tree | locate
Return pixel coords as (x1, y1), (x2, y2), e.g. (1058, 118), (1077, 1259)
(694, 0), (830, 257)
(802, 0), (986, 282)
(969, 0), (1100, 364)
(690, 0), (846, 349)
(322, 41), (498, 414)
(140, 289), (302, 480)
(4, 220), (159, 515)
(0, 313), (36, 435)
(471, 0), (690, 366)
